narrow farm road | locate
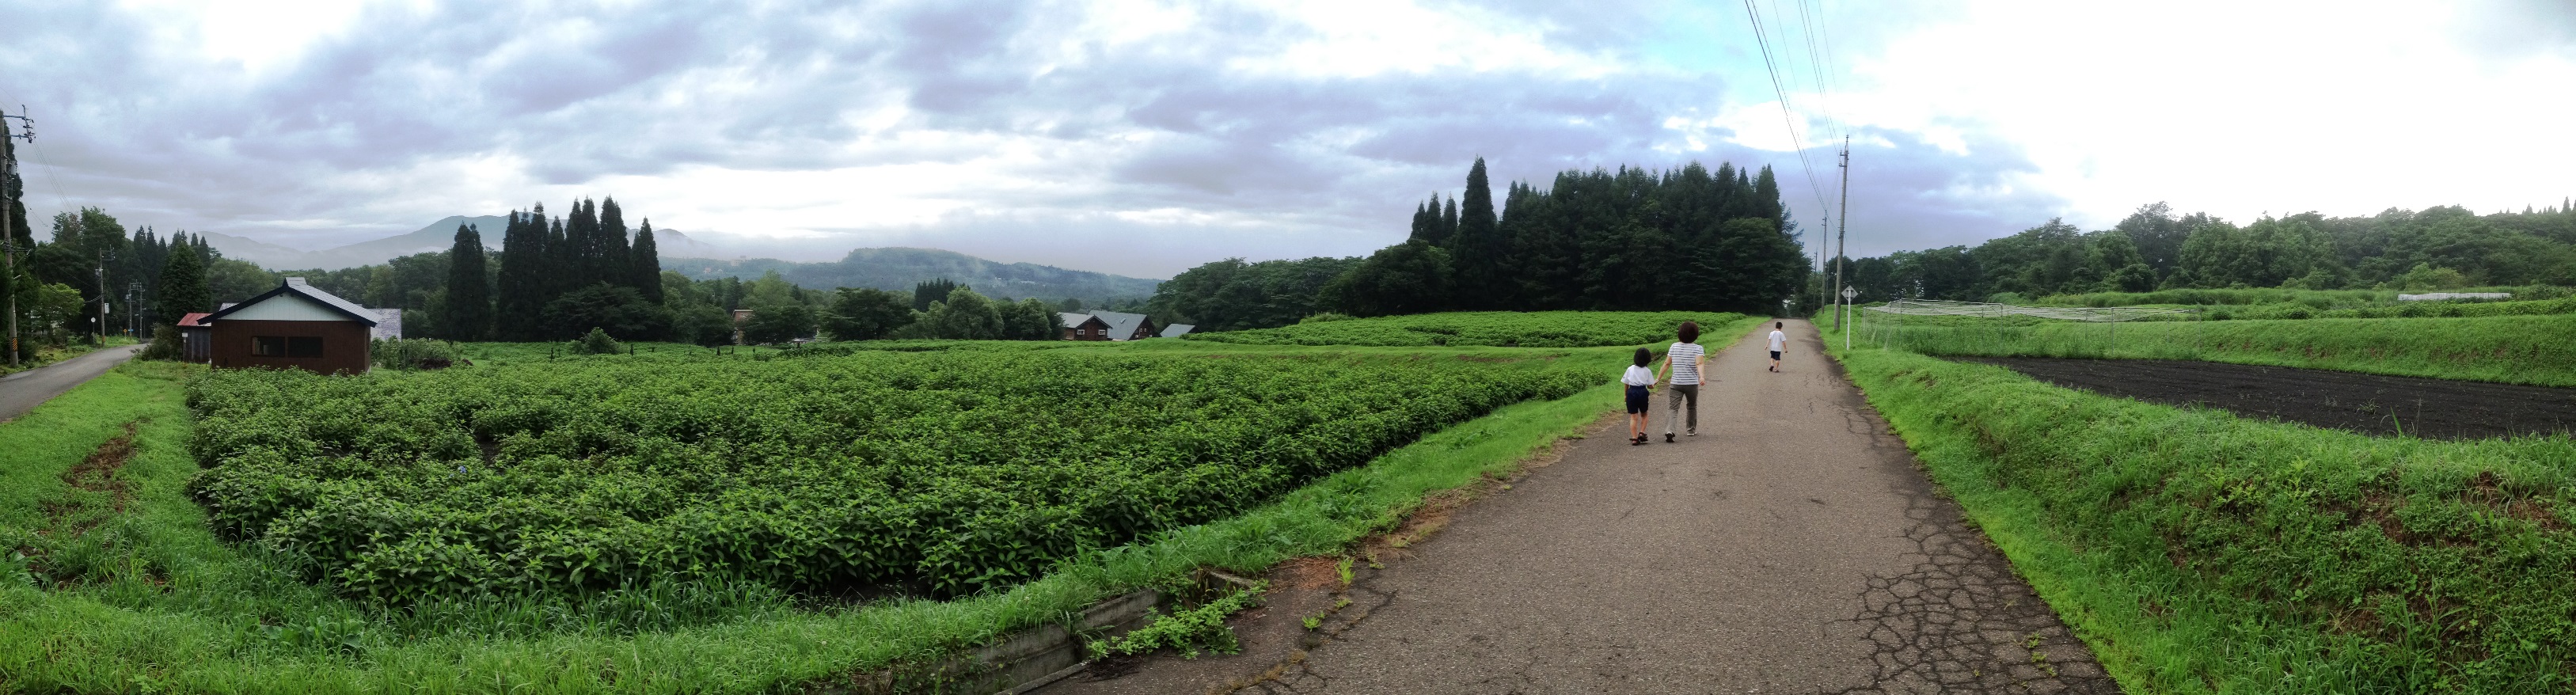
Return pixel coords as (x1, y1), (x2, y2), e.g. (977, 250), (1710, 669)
(0, 345), (142, 423)
(1040, 320), (2116, 695)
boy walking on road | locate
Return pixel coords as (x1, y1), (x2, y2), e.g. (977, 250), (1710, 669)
(1622, 347), (1656, 446)
(1768, 322), (1787, 372)
(1655, 321), (1706, 442)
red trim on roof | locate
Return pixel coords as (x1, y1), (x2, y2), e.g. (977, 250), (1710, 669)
(177, 312), (214, 328)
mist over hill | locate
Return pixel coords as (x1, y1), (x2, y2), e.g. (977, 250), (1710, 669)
(199, 215), (724, 270)
(667, 247), (1161, 302)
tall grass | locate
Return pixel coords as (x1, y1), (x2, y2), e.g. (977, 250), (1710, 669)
(2, 345), (1630, 693)
(1819, 325), (2576, 693)
(1856, 312), (2576, 387)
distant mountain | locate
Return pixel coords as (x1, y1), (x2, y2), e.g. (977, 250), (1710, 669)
(200, 215), (728, 269)
(668, 247), (1162, 301)
(194, 231), (308, 267)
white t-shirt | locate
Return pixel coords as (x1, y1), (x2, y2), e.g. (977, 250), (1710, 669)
(1768, 330), (1787, 352)
(1666, 342), (1705, 385)
(1621, 365), (1656, 386)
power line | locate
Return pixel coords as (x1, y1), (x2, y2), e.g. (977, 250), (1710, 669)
(1786, 0), (1842, 140)
(1739, 0), (1833, 220)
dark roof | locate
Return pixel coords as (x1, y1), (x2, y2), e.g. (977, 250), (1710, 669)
(1160, 324), (1195, 338)
(1058, 312), (1108, 329)
(201, 277), (380, 326)
(1088, 310), (1153, 340)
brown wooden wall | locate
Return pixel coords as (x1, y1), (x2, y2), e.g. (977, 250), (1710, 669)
(211, 320), (372, 374)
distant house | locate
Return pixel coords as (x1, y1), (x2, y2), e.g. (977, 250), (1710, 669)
(201, 278), (378, 374)
(176, 313), (213, 363)
(1087, 310), (1160, 341)
(1060, 312), (1113, 340)
(1160, 324), (1195, 339)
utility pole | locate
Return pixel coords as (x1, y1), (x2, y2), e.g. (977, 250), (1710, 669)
(1, 105), (30, 367)
(1833, 135), (1850, 332)
(95, 250), (109, 343)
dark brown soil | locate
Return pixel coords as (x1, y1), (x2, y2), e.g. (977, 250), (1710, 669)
(1958, 358), (2576, 440)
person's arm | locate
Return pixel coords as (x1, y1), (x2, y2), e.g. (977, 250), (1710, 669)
(1654, 354), (1670, 384)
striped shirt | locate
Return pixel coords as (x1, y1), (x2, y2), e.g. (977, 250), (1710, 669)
(1667, 342), (1706, 385)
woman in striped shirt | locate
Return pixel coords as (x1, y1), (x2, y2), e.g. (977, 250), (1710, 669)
(1653, 321), (1707, 442)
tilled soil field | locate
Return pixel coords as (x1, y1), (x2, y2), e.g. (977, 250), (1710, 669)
(1957, 357), (2576, 440)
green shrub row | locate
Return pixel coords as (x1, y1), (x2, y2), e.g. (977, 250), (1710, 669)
(1183, 310), (1750, 347)
(186, 351), (1598, 603)
(1825, 340), (2576, 693)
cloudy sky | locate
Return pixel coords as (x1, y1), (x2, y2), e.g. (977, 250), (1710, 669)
(5, 0), (2571, 278)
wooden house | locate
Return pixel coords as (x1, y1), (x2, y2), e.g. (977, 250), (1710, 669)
(201, 278), (378, 374)
(1060, 312), (1113, 340)
(1087, 310), (1159, 341)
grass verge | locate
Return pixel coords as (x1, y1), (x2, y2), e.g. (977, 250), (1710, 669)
(2, 345), (1630, 693)
(1818, 322), (2576, 693)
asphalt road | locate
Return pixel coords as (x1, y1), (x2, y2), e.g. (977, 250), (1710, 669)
(1041, 320), (2117, 695)
(0, 345), (142, 423)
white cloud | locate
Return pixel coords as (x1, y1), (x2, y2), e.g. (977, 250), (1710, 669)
(1821, 0), (2576, 232)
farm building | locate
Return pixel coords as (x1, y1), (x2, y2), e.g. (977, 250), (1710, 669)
(1160, 324), (1195, 338)
(1060, 312), (1113, 340)
(175, 313), (213, 363)
(1087, 310), (1160, 340)
(201, 278), (378, 374)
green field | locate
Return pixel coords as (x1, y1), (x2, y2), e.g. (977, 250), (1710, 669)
(1820, 319), (2576, 693)
(2020, 286), (2576, 322)
(1184, 310), (1752, 347)
(1853, 310), (2576, 387)
(1, 311), (1727, 693)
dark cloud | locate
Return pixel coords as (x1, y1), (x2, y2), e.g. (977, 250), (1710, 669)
(0, 0), (2057, 274)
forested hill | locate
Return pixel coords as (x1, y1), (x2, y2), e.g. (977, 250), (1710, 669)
(667, 247), (1161, 302)
(1835, 201), (2576, 303)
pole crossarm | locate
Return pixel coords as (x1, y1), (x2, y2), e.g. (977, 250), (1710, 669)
(1865, 298), (2200, 323)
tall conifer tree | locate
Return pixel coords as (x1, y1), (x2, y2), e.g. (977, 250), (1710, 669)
(495, 207), (551, 340)
(1453, 158), (1499, 309)
(631, 218), (663, 303)
(444, 222), (492, 340)
(599, 197), (632, 290)
(151, 243), (211, 325)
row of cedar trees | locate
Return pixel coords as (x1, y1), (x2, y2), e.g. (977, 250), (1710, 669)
(1151, 158), (1813, 331)
(438, 199), (664, 342)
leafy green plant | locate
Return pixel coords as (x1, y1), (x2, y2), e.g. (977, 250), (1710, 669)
(572, 327), (622, 355)
(187, 349), (1597, 602)
(1088, 582), (1267, 659)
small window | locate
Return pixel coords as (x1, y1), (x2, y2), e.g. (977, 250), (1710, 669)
(252, 336), (286, 356)
(287, 336), (325, 358)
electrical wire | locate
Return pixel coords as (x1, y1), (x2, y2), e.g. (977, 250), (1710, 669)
(1740, 0), (1833, 220)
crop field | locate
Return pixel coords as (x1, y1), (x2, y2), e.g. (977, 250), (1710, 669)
(188, 349), (1594, 602)
(2029, 286), (2576, 321)
(1852, 311), (2576, 387)
(0, 311), (1712, 693)
(1821, 317), (2576, 693)
(1184, 310), (1753, 348)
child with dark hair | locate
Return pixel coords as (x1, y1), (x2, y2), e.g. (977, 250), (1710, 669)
(1621, 346), (1656, 445)
(1655, 321), (1706, 442)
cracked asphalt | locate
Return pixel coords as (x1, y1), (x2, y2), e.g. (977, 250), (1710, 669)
(1038, 320), (2117, 694)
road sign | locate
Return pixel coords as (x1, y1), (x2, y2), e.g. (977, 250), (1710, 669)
(1840, 287), (1857, 299)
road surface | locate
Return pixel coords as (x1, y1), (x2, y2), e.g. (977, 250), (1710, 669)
(0, 345), (143, 423)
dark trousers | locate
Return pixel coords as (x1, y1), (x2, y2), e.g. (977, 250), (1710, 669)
(1665, 383), (1698, 435)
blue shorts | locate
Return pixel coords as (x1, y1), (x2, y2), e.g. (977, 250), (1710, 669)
(1624, 385), (1650, 414)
